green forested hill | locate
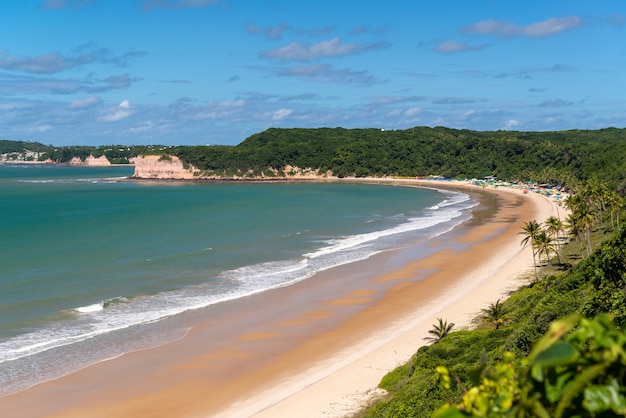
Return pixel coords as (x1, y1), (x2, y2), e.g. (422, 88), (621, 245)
(0, 140), (52, 154)
(0, 141), (167, 165)
(171, 127), (626, 191)
(4, 126), (626, 192)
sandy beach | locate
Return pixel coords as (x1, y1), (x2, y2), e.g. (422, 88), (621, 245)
(0, 179), (562, 418)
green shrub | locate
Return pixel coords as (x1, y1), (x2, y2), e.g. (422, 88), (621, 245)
(434, 314), (626, 417)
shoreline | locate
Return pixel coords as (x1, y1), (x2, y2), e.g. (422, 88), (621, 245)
(0, 179), (562, 418)
(220, 179), (560, 418)
(0, 160), (134, 167)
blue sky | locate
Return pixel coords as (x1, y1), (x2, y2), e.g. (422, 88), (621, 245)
(1, 0), (625, 146)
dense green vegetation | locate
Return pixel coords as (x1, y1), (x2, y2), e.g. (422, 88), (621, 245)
(0, 139), (52, 154)
(0, 139), (52, 161)
(0, 140), (172, 164)
(43, 145), (168, 164)
(357, 183), (626, 417)
(3, 127), (625, 193)
(358, 224), (626, 417)
(4, 126), (625, 415)
(434, 314), (626, 417)
(168, 127), (626, 191)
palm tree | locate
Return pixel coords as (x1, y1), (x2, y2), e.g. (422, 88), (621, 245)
(565, 197), (596, 257)
(534, 229), (559, 271)
(544, 215), (564, 245)
(564, 194), (584, 214)
(481, 299), (509, 330)
(605, 190), (624, 231)
(424, 318), (455, 344)
(581, 180), (609, 227)
(544, 216), (564, 264)
(577, 210), (596, 257)
(519, 220), (542, 277)
(565, 213), (585, 254)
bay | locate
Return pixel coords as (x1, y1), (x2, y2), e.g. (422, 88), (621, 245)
(0, 164), (475, 395)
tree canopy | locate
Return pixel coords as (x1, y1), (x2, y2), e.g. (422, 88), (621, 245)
(171, 126), (626, 191)
(4, 127), (625, 192)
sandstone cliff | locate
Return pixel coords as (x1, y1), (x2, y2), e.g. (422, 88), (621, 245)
(130, 155), (201, 179)
(130, 155), (335, 180)
(270, 165), (327, 179)
(68, 155), (112, 166)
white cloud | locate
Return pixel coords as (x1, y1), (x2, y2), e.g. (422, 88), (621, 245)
(25, 124), (53, 133)
(246, 24), (289, 40)
(142, 0), (219, 11)
(435, 41), (488, 54)
(278, 64), (378, 85)
(40, 0), (94, 9)
(260, 37), (387, 62)
(538, 99), (574, 108)
(463, 20), (520, 37)
(0, 52), (79, 74)
(462, 17), (582, 38)
(178, 0), (217, 6)
(218, 99), (245, 108)
(404, 107), (422, 117)
(272, 108), (293, 120)
(525, 17), (582, 37)
(98, 100), (132, 122)
(127, 121), (173, 134)
(0, 48), (143, 75)
(0, 102), (30, 111)
(182, 99), (246, 120)
(504, 119), (520, 129)
(128, 121), (154, 133)
(385, 109), (403, 117)
(69, 96), (100, 109)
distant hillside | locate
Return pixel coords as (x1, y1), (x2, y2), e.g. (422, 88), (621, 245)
(0, 140), (52, 162)
(0, 140), (168, 165)
(3, 126), (625, 192)
(170, 126), (626, 192)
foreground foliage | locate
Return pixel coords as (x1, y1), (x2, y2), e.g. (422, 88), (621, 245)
(360, 226), (626, 417)
(434, 314), (626, 417)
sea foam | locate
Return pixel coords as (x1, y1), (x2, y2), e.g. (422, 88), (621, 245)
(0, 174), (477, 397)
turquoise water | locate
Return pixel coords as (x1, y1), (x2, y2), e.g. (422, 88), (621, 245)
(0, 164), (475, 395)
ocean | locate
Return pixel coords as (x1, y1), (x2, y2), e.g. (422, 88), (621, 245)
(0, 164), (476, 396)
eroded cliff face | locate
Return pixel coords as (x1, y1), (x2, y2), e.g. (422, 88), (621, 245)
(130, 155), (201, 179)
(272, 165), (326, 178)
(130, 155), (333, 180)
(68, 155), (112, 166)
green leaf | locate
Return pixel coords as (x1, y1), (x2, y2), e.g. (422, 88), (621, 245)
(530, 363), (544, 382)
(532, 342), (579, 368)
(528, 314), (580, 364)
(432, 406), (471, 418)
(530, 342), (579, 383)
(555, 363), (608, 417)
(584, 379), (626, 414)
(467, 363), (487, 387)
(546, 371), (575, 404)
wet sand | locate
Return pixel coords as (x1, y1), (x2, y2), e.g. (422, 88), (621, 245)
(0, 180), (558, 418)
